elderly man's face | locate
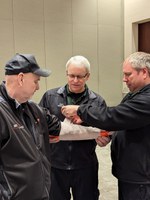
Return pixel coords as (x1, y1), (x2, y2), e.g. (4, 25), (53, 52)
(18, 73), (40, 103)
(66, 64), (90, 93)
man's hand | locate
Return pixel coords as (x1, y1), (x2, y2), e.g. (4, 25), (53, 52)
(96, 135), (111, 147)
(70, 115), (83, 124)
(61, 105), (79, 118)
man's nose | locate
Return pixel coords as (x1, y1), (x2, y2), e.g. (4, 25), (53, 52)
(123, 75), (127, 82)
(74, 77), (78, 81)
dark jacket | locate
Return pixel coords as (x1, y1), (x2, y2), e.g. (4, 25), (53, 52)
(77, 84), (150, 183)
(39, 86), (104, 170)
(0, 82), (61, 200)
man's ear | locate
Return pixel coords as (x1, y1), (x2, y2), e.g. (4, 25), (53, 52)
(86, 73), (90, 80)
(142, 67), (149, 79)
(17, 73), (24, 86)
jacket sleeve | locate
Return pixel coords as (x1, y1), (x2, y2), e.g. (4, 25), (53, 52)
(46, 109), (61, 136)
(77, 95), (150, 131)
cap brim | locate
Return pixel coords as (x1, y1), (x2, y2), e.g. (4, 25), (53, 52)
(34, 69), (51, 77)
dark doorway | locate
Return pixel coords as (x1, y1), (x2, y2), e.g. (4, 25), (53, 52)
(138, 21), (150, 53)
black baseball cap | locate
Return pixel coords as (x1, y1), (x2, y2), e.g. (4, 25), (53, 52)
(5, 53), (51, 77)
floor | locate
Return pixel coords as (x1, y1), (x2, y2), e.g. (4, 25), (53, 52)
(97, 143), (118, 200)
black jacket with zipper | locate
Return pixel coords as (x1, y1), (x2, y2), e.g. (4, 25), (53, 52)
(39, 85), (105, 170)
(77, 84), (150, 184)
(0, 82), (61, 200)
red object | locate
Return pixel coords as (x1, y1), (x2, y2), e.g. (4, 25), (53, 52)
(100, 130), (109, 137)
(49, 135), (60, 143)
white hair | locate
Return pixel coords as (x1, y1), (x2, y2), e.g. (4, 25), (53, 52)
(65, 55), (90, 73)
(126, 52), (150, 73)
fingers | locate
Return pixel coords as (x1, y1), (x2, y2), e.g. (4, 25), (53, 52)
(70, 115), (83, 124)
(96, 136), (111, 147)
(61, 105), (79, 118)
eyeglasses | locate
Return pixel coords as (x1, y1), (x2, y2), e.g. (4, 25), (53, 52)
(67, 73), (88, 80)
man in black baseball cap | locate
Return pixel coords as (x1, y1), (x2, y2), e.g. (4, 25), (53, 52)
(0, 53), (104, 200)
(5, 53), (51, 77)
(0, 53), (53, 200)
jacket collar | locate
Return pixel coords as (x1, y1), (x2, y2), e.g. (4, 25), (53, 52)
(57, 85), (97, 100)
(0, 81), (28, 110)
(122, 83), (150, 102)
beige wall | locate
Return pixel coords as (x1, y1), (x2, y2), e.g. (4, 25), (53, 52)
(124, 0), (150, 57)
(123, 0), (150, 94)
(0, 0), (123, 104)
